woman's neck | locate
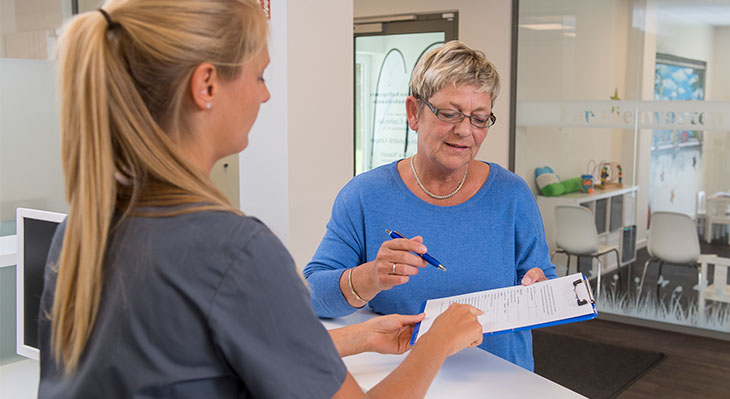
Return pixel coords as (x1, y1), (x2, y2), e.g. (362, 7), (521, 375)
(412, 154), (468, 191)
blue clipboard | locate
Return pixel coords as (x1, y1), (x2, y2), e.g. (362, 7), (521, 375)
(409, 301), (428, 346)
(409, 273), (597, 346)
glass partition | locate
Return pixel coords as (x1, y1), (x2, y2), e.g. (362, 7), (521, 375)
(0, 0), (94, 365)
(0, 0), (84, 235)
(514, 0), (730, 337)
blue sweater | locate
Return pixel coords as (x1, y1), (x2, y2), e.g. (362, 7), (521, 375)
(303, 161), (557, 370)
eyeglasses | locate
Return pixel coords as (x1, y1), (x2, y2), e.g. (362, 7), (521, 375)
(418, 97), (496, 128)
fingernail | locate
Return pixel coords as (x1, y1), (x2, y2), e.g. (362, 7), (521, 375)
(523, 276), (532, 284)
(420, 245), (427, 253)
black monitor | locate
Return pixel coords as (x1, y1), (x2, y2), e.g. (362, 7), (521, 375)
(16, 208), (65, 360)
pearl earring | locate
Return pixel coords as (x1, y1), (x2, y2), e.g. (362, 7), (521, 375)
(205, 103), (211, 110)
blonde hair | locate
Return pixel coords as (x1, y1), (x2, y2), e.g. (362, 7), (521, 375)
(52, 0), (268, 373)
(409, 40), (500, 103)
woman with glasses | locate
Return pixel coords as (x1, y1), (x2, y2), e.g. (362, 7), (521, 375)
(304, 40), (557, 371)
(37, 2), (484, 397)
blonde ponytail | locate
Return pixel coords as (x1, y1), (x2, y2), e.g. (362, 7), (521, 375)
(52, 0), (268, 373)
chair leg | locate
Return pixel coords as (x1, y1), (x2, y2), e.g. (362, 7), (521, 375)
(596, 257), (602, 300)
(639, 259), (654, 295)
(612, 249), (622, 291)
(696, 263), (702, 292)
(628, 261), (633, 293)
(550, 251), (569, 276)
(656, 261), (665, 303)
(697, 263), (706, 324)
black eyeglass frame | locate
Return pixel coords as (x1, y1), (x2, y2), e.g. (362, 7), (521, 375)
(416, 96), (496, 128)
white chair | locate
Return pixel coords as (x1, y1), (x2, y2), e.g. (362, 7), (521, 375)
(640, 211), (701, 301)
(705, 195), (730, 244)
(550, 205), (621, 300)
(698, 256), (730, 322)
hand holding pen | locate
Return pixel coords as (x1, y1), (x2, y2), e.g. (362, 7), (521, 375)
(385, 230), (447, 271)
(342, 229), (444, 307)
(359, 232), (430, 294)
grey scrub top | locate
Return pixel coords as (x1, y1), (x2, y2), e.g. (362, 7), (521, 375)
(38, 209), (347, 398)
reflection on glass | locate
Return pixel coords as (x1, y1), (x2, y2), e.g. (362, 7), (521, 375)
(354, 32), (444, 175)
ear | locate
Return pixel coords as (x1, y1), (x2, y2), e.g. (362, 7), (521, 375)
(190, 62), (219, 110)
(405, 95), (421, 131)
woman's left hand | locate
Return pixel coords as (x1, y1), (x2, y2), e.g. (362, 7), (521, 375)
(521, 267), (548, 286)
(363, 313), (425, 355)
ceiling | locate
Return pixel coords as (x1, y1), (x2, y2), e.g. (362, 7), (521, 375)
(656, 0), (730, 26)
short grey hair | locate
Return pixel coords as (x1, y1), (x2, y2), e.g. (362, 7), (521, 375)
(409, 40), (500, 103)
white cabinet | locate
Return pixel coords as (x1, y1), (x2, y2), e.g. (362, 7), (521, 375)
(537, 186), (638, 275)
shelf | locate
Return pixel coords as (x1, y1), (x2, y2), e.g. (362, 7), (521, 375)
(0, 236), (16, 268)
(538, 186), (639, 273)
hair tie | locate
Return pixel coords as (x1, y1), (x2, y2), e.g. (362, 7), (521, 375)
(98, 8), (121, 30)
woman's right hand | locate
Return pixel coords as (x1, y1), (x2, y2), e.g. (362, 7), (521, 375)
(421, 303), (483, 357)
(367, 236), (428, 292)
(340, 236), (429, 307)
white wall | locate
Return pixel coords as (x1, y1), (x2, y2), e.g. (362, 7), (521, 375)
(712, 27), (730, 102)
(287, 0), (353, 269)
(354, 0), (513, 168)
(0, 0), (70, 59)
(704, 26), (730, 196)
(656, 22), (714, 71)
(0, 0), (16, 57)
(240, 3), (290, 244)
(240, 0), (354, 270)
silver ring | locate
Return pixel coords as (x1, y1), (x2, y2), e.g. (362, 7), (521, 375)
(392, 263), (397, 275)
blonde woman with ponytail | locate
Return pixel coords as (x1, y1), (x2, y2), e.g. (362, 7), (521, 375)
(38, 1), (483, 397)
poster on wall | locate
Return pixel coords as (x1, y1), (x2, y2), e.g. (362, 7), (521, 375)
(652, 54), (705, 151)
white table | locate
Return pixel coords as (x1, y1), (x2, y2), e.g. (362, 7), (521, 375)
(0, 358), (38, 399)
(322, 310), (585, 398)
(0, 301), (583, 398)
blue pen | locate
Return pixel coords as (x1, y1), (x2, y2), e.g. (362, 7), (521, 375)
(385, 229), (447, 271)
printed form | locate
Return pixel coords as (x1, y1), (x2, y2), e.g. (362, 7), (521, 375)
(414, 273), (595, 341)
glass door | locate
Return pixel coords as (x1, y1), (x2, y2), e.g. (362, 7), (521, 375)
(354, 13), (457, 175)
